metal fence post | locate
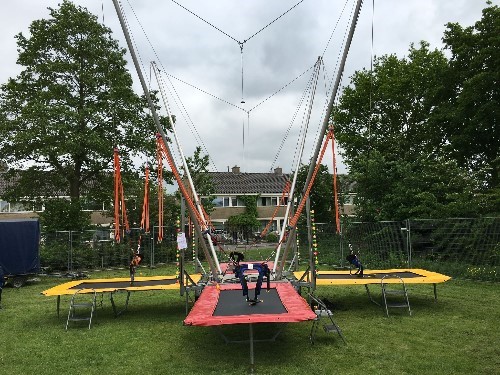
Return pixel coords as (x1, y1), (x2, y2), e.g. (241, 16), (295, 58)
(69, 230), (73, 272)
(407, 219), (412, 268)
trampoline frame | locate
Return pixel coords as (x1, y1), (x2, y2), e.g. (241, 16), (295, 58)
(184, 281), (317, 368)
(42, 275), (201, 317)
(294, 268), (451, 304)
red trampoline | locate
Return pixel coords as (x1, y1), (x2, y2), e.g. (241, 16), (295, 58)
(184, 282), (316, 326)
(184, 282), (316, 368)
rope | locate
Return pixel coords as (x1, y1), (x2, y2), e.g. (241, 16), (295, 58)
(240, 43), (245, 104)
(248, 64), (315, 113)
(269, 71), (313, 172)
(170, 0), (240, 44)
(120, 0), (148, 86)
(170, 0), (306, 46)
(243, 0), (306, 44)
(164, 70), (245, 111)
(152, 67), (218, 173)
(321, 0), (351, 58)
(140, 164), (150, 233)
(113, 148), (130, 243)
(369, 0), (375, 141)
(330, 125), (341, 234)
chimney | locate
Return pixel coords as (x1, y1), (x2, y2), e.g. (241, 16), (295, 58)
(232, 165), (240, 174)
(274, 167), (282, 175)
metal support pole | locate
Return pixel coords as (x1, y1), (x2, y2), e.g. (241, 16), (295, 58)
(407, 219), (412, 268)
(249, 323), (255, 371)
(112, 0), (219, 280)
(277, 0), (364, 276)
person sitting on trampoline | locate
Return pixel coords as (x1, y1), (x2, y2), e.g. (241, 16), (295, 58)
(346, 250), (364, 277)
(233, 254), (271, 304)
(129, 252), (144, 284)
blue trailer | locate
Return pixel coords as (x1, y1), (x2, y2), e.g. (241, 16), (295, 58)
(0, 219), (40, 287)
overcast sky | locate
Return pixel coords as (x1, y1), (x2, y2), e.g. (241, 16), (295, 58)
(0, 0), (492, 177)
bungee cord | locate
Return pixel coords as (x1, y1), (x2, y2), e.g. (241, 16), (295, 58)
(170, 0), (305, 46)
(169, 0), (306, 108)
(269, 68), (316, 172)
(152, 63), (218, 172)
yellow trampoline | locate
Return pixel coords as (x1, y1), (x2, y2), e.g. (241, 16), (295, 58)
(294, 268), (451, 302)
(43, 274), (201, 316)
(310, 268), (450, 285)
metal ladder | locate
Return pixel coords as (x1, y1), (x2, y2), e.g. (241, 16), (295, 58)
(66, 289), (97, 330)
(381, 275), (411, 317)
(308, 294), (346, 345)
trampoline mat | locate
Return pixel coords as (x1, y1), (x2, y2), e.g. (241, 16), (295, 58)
(68, 279), (177, 289)
(317, 271), (421, 280)
(213, 289), (287, 316)
(184, 282), (316, 326)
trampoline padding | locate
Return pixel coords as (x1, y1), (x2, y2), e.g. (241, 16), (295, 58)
(42, 275), (201, 296)
(184, 282), (316, 326)
(302, 268), (451, 286)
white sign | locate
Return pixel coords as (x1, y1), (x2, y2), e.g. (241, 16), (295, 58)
(177, 232), (188, 250)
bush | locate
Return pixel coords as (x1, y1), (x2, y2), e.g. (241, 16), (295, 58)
(265, 232), (279, 243)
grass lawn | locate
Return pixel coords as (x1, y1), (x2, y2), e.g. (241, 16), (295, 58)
(1, 265), (499, 375)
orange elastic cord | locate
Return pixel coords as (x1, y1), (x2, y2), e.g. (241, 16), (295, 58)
(114, 148), (121, 242)
(289, 128), (334, 229)
(156, 134), (205, 227)
(330, 125), (341, 234)
(114, 148), (129, 242)
(261, 180), (290, 238)
(140, 164), (150, 233)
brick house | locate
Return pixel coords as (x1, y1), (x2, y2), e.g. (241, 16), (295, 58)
(206, 166), (290, 234)
(0, 162), (111, 224)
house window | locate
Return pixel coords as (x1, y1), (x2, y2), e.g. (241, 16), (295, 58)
(258, 197), (272, 207)
(213, 197), (244, 207)
(258, 197), (282, 206)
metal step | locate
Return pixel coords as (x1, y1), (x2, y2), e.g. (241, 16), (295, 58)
(323, 324), (340, 333)
(68, 316), (91, 321)
(72, 303), (94, 308)
(386, 302), (409, 308)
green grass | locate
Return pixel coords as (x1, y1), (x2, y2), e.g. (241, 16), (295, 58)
(1, 265), (499, 375)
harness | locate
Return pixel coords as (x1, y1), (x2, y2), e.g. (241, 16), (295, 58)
(234, 262), (271, 302)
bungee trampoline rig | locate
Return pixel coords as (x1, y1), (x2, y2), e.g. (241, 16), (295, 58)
(42, 0), (453, 369)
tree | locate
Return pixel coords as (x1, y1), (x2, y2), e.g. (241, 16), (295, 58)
(294, 163), (336, 224)
(440, 3), (500, 189)
(183, 146), (215, 214)
(39, 198), (91, 232)
(349, 151), (479, 221)
(226, 195), (260, 242)
(0, 1), (167, 208)
(335, 42), (450, 163)
(334, 41), (483, 220)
